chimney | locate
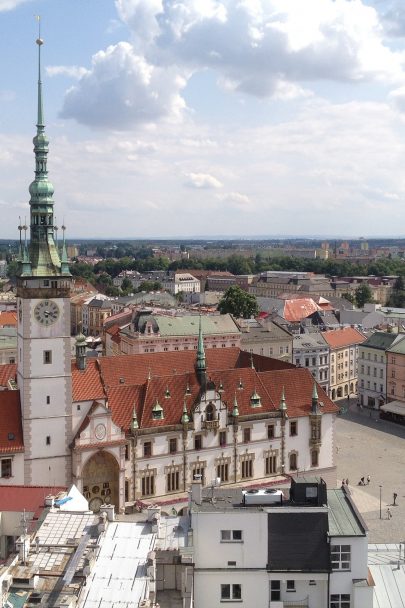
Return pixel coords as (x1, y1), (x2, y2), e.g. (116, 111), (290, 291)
(191, 480), (202, 505)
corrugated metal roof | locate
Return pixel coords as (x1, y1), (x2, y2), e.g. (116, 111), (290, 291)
(155, 314), (239, 337)
(369, 545), (405, 608)
(327, 489), (366, 537)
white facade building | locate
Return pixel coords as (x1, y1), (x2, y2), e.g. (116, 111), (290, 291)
(293, 333), (329, 393)
(190, 479), (373, 608)
(358, 331), (399, 408)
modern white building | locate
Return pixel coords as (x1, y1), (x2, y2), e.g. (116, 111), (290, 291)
(190, 478), (373, 608)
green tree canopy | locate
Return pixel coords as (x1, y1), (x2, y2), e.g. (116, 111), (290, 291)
(355, 284), (374, 308)
(218, 285), (259, 319)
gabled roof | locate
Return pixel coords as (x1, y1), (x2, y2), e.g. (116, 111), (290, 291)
(0, 390), (24, 453)
(283, 298), (321, 323)
(361, 331), (401, 351)
(322, 327), (366, 349)
(71, 360), (105, 402)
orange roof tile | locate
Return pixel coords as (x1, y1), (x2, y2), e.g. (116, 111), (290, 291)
(0, 311), (17, 327)
(322, 327), (366, 349)
(0, 363), (17, 388)
(108, 385), (145, 430)
(0, 390), (24, 453)
(283, 298), (320, 322)
(71, 360), (105, 402)
(0, 485), (66, 518)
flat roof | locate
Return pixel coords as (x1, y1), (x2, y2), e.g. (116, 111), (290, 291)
(80, 521), (155, 608)
(368, 544), (405, 607)
(327, 489), (366, 537)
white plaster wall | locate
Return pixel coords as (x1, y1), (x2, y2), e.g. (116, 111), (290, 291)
(0, 453), (24, 485)
(28, 416), (68, 459)
(30, 455), (69, 487)
(330, 536), (368, 596)
(29, 376), (70, 419)
(194, 570), (268, 608)
(193, 510), (268, 569)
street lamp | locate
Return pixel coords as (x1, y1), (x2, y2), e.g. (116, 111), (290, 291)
(379, 485), (382, 520)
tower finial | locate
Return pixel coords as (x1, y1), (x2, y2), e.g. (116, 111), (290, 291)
(35, 16), (44, 130)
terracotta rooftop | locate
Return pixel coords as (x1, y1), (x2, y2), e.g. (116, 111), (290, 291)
(0, 311), (17, 328)
(71, 359), (105, 402)
(283, 298), (321, 322)
(0, 485), (66, 518)
(322, 327), (366, 349)
(0, 363), (17, 388)
(0, 390), (24, 453)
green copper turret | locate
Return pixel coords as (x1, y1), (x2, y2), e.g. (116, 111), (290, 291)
(196, 315), (207, 387)
(20, 34), (70, 277)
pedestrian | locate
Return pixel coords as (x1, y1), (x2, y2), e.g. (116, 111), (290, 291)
(346, 479), (349, 486)
(360, 476), (365, 486)
(367, 475), (370, 485)
(387, 507), (392, 519)
(393, 492), (398, 506)
(342, 479), (345, 486)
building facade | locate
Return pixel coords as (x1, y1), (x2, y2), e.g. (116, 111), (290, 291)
(293, 333), (330, 393)
(358, 332), (400, 408)
(323, 327), (366, 400)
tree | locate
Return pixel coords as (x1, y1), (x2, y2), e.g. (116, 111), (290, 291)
(355, 284), (374, 308)
(342, 291), (355, 305)
(218, 285), (259, 319)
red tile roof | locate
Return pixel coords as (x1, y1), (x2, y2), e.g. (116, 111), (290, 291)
(0, 390), (24, 453)
(108, 385), (145, 430)
(0, 363), (16, 388)
(322, 327), (366, 349)
(71, 360), (105, 402)
(0, 311), (17, 327)
(0, 485), (66, 518)
(283, 299), (320, 322)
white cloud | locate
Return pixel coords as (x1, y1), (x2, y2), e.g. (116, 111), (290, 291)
(217, 191), (251, 208)
(60, 42), (186, 129)
(388, 85), (405, 112)
(0, 0), (31, 11)
(184, 172), (223, 188)
(47, 66), (89, 79)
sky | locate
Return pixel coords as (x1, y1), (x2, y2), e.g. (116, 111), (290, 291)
(3, 1), (405, 239)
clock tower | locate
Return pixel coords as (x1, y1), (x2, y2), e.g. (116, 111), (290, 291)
(17, 33), (73, 486)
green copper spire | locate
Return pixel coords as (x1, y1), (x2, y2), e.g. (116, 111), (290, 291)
(196, 315), (206, 371)
(311, 382), (320, 414)
(20, 26), (70, 278)
(196, 315), (207, 388)
(181, 400), (189, 424)
(279, 387), (287, 412)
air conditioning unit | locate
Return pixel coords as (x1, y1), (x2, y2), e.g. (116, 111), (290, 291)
(242, 488), (283, 506)
(2, 575), (12, 592)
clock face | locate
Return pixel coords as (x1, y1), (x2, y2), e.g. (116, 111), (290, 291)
(95, 423), (106, 440)
(34, 300), (60, 326)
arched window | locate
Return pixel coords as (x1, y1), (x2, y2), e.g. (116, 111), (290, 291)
(206, 403), (215, 421)
(311, 450), (319, 467)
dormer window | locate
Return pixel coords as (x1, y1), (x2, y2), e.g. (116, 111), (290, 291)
(152, 400), (164, 420)
(250, 391), (261, 408)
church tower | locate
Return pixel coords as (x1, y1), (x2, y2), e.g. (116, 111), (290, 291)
(16, 31), (72, 486)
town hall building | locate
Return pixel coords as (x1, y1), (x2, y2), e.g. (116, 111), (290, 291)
(0, 37), (339, 513)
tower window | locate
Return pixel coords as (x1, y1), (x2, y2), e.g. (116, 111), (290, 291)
(46, 396), (50, 405)
(43, 351), (52, 364)
(46, 436), (51, 445)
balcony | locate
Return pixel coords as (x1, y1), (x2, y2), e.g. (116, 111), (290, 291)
(202, 419), (219, 431)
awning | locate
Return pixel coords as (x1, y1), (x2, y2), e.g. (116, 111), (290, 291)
(380, 401), (405, 416)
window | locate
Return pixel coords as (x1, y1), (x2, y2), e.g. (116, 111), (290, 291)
(169, 438), (177, 454)
(380, 369), (383, 379)
(221, 530), (243, 542)
(143, 442), (152, 457)
(243, 428), (251, 443)
(43, 350), (52, 364)
(270, 581), (281, 602)
(46, 395), (50, 405)
(286, 580), (295, 592)
(1, 458), (12, 478)
(125, 444), (130, 460)
(217, 461), (229, 482)
(46, 436), (51, 445)
(290, 421), (297, 436)
(265, 453), (277, 475)
(140, 469), (155, 497)
(240, 455), (253, 479)
(330, 594), (350, 608)
(166, 467), (180, 493)
(311, 450), (319, 467)
(194, 434), (202, 450)
(289, 452), (297, 471)
(221, 584), (241, 601)
(305, 358), (309, 366)
(267, 424), (275, 439)
(192, 463), (205, 485)
(331, 545), (351, 570)
(206, 403), (215, 421)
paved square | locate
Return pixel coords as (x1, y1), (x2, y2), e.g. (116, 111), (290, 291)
(336, 402), (405, 543)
